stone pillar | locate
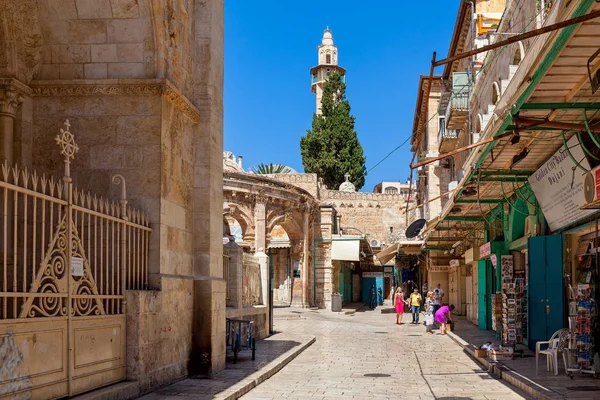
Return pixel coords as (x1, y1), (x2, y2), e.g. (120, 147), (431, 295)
(0, 82), (25, 166)
(254, 198), (266, 252)
(225, 239), (243, 309)
(255, 249), (270, 332)
(190, 0), (226, 376)
(301, 210), (310, 307)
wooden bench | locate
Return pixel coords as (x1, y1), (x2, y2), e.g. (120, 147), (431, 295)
(226, 318), (256, 363)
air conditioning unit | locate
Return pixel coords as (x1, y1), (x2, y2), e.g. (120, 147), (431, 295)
(370, 239), (381, 248)
(583, 166), (600, 205)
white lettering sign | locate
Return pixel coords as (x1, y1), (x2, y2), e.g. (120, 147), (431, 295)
(529, 136), (594, 231)
(72, 257), (84, 277)
(362, 272), (383, 278)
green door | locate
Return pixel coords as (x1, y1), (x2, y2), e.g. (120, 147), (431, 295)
(477, 260), (489, 330)
(528, 235), (564, 350)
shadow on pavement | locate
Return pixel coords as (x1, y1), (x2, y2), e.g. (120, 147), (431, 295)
(140, 338), (303, 400)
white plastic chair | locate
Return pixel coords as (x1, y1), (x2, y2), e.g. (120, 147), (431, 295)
(536, 329), (569, 375)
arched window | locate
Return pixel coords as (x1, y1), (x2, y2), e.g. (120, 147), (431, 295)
(512, 42), (524, 65)
(384, 187), (398, 194)
(491, 82), (500, 105)
(326, 54), (331, 64)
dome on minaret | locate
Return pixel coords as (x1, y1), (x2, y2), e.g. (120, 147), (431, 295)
(322, 27), (334, 46)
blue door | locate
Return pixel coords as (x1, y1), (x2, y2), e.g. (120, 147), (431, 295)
(362, 276), (384, 303)
(528, 235), (564, 350)
(477, 260), (489, 330)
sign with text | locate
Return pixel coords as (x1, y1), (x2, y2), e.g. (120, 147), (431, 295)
(71, 257), (84, 277)
(449, 259), (461, 268)
(480, 242), (491, 258)
(529, 135), (594, 231)
(363, 272), (383, 278)
(428, 265), (449, 272)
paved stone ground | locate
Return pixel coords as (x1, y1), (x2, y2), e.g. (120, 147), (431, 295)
(138, 331), (315, 400)
(449, 316), (600, 400)
(241, 307), (532, 400)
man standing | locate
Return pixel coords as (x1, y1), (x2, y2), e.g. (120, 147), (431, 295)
(436, 283), (445, 304)
(409, 288), (422, 324)
(422, 281), (428, 298)
(432, 288), (441, 315)
(369, 285), (376, 310)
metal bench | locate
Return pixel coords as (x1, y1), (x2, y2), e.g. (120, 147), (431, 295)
(226, 318), (256, 363)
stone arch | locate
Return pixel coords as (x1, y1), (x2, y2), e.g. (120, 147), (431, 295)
(512, 42), (524, 66)
(224, 202), (253, 237)
(267, 211), (303, 242)
(475, 114), (483, 133)
(491, 81), (500, 105)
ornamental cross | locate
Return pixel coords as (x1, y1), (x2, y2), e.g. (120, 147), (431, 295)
(344, 173), (350, 182)
(55, 119), (79, 161)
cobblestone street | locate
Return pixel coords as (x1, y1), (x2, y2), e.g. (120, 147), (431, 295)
(241, 307), (530, 400)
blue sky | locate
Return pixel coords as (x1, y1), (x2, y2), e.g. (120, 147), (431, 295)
(224, 1), (459, 191)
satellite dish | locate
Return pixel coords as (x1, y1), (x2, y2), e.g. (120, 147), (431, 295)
(406, 219), (426, 239)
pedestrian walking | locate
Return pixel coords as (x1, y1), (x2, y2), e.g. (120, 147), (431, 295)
(422, 280), (428, 298)
(435, 304), (455, 335)
(409, 288), (422, 324)
(369, 284), (376, 310)
(377, 286), (383, 306)
(394, 288), (407, 325)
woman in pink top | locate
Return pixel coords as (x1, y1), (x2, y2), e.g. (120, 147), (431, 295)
(435, 304), (455, 335)
(394, 288), (407, 325)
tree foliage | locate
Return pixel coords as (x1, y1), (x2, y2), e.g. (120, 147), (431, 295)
(300, 72), (366, 190)
(251, 163), (293, 174)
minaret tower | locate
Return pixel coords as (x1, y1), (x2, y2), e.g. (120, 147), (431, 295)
(310, 27), (346, 114)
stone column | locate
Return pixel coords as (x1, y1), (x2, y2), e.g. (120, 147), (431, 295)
(225, 239), (243, 309)
(301, 209), (310, 307)
(255, 249), (270, 333)
(0, 82), (25, 166)
(254, 197), (266, 252)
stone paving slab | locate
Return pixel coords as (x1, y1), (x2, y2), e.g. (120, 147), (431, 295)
(241, 308), (533, 400)
(137, 332), (315, 400)
(448, 315), (600, 400)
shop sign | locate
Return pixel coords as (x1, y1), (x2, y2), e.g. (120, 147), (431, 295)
(480, 242), (491, 258)
(528, 135), (594, 231)
(491, 254), (497, 267)
(383, 266), (393, 273)
(449, 259), (461, 268)
(363, 272), (383, 278)
(428, 265), (449, 272)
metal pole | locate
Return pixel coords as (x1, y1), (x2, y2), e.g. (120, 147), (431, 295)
(434, 10), (600, 67)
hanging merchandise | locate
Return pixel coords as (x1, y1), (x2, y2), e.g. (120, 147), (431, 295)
(566, 237), (598, 377)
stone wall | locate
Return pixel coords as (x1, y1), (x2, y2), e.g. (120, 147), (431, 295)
(322, 191), (408, 245)
(0, 0), (226, 394)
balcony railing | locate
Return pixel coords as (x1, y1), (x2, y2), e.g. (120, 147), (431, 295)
(438, 122), (459, 153)
(446, 73), (472, 130)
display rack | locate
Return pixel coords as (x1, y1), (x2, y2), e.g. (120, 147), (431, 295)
(566, 248), (598, 378)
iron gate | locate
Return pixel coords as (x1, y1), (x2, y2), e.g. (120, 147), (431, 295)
(0, 121), (151, 399)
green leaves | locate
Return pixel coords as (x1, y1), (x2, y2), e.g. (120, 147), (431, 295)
(250, 163), (294, 174)
(300, 72), (367, 190)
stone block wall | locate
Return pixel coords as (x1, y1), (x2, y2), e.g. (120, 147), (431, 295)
(322, 191), (407, 245)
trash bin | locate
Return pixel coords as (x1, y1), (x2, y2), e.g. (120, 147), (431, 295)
(331, 293), (342, 312)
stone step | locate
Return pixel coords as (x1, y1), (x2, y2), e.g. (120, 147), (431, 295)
(501, 79), (511, 93)
(509, 64), (519, 80)
(71, 381), (139, 400)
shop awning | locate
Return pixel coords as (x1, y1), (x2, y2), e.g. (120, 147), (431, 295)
(375, 244), (400, 265)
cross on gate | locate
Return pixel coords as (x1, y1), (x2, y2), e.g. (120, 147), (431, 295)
(55, 119), (79, 160)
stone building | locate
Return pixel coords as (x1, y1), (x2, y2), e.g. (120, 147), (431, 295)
(412, 0), (600, 353)
(0, 1), (226, 398)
